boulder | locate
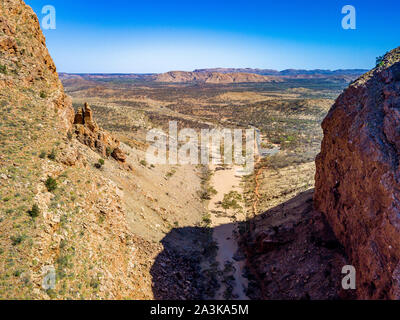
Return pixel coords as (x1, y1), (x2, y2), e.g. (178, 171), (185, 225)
(112, 147), (126, 163)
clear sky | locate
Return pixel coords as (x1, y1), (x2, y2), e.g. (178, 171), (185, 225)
(26, 0), (400, 73)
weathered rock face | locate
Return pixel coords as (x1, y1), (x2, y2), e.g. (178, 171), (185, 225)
(74, 102), (126, 162)
(315, 47), (400, 299)
(0, 0), (74, 130)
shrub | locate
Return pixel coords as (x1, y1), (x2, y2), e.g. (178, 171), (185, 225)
(376, 54), (388, 67)
(40, 91), (47, 99)
(10, 235), (25, 246)
(0, 64), (7, 74)
(95, 159), (105, 169)
(140, 160), (147, 166)
(166, 169), (176, 178)
(198, 190), (211, 200)
(28, 204), (40, 218)
(221, 191), (242, 212)
(202, 214), (211, 226)
(13, 270), (22, 277)
(45, 176), (57, 192)
(48, 149), (56, 161)
(39, 150), (47, 159)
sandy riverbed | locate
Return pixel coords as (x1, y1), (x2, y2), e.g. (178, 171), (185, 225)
(209, 164), (249, 300)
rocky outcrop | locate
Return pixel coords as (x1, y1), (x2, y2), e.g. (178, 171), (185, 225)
(315, 47), (400, 299)
(74, 103), (126, 163)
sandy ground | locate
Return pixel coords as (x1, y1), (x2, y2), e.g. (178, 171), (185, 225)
(209, 164), (249, 300)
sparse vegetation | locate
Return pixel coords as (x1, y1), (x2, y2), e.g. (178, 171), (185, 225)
(202, 214), (211, 228)
(45, 176), (57, 192)
(0, 9), (354, 299)
(166, 168), (176, 178)
(0, 64), (8, 75)
(39, 150), (47, 159)
(376, 55), (385, 67)
(48, 149), (57, 161)
(95, 158), (105, 169)
(221, 191), (242, 213)
(10, 234), (26, 246)
(28, 204), (40, 218)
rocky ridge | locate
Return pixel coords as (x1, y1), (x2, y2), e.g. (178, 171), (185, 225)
(155, 71), (282, 84)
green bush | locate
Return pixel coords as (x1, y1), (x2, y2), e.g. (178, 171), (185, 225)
(11, 235), (25, 246)
(45, 176), (57, 192)
(166, 168), (176, 178)
(95, 158), (105, 169)
(28, 204), (40, 218)
(40, 91), (47, 99)
(202, 214), (211, 226)
(48, 149), (56, 161)
(0, 65), (7, 75)
(39, 150), (47, 159)
(221, 191), (242, 212)
(376, 54), (387, 67)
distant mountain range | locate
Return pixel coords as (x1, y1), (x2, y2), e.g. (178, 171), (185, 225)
(154, 71), (282, 84)
(59, 68), (368, 84)
(192, 68), (368, 76)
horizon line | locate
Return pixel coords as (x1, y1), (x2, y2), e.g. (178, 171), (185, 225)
(58, 68), (370, 75)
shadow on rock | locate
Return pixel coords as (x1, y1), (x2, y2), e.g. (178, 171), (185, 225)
(150, 225), (220, 300)
(151, 189), (355, 300)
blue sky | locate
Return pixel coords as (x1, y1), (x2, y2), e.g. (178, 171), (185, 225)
(26, 0), (400, 73)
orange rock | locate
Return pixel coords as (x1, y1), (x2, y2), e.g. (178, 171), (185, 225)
(73, 102), (126, 162)
(315, 46), (400, 299)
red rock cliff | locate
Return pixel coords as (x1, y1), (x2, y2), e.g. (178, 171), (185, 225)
(315, 47), (400, 299)
(0, 0), (74, 130)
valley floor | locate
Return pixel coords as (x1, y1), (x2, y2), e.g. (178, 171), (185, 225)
(208, 164), (249, 300)
(58, 76), (351, 300)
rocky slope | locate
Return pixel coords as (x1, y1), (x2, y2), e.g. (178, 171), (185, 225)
(155, 71), (282, 84)
(0, 0), (160, 299)
(315, 47), (400, 299)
